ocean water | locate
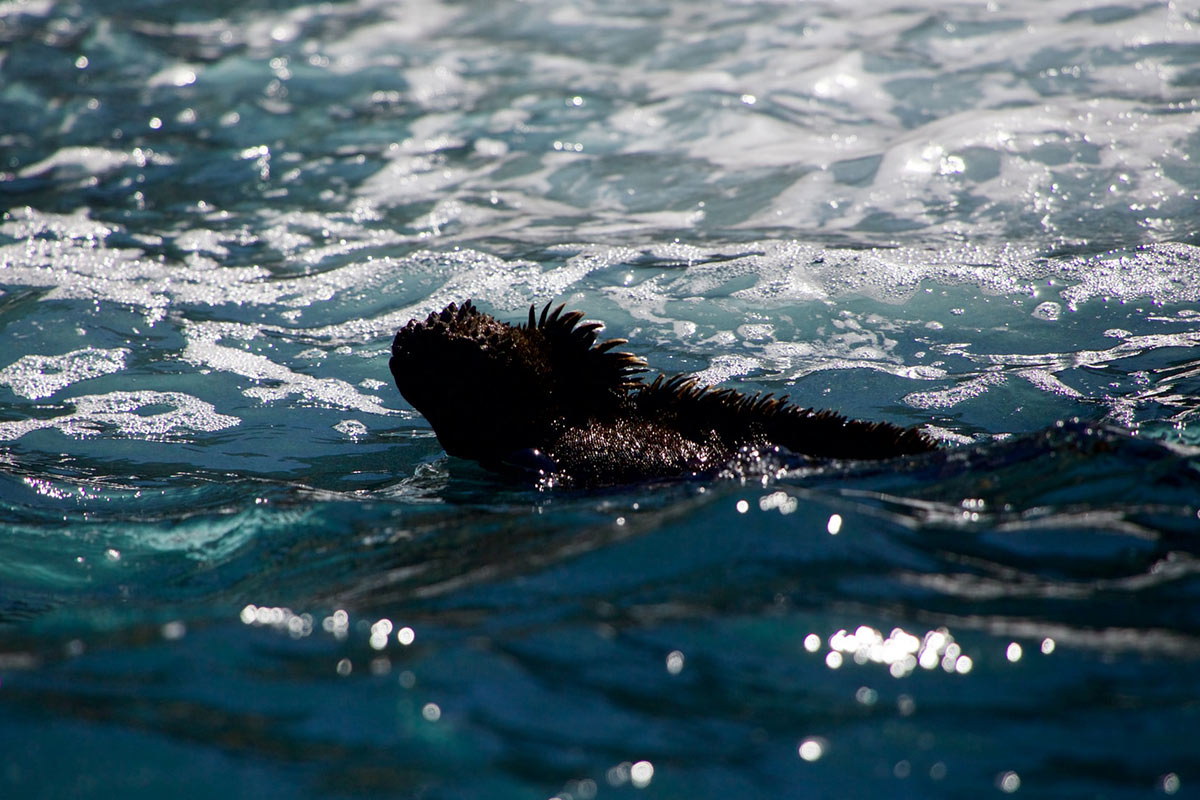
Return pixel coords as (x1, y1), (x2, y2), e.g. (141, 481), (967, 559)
(2, 0), (1200, 797)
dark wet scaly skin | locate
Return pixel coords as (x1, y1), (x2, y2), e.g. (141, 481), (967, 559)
(390, 301), (938, 488)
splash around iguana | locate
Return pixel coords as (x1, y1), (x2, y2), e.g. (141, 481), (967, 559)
(389, 301), (937, 488)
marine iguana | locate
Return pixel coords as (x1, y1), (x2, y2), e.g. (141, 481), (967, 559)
(389, 301), (937, 488)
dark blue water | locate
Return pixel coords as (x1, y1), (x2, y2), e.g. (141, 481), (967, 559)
(2, 0), (1200, 797)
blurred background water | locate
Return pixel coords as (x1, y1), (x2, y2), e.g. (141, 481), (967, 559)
(2, 0), (1199, 797)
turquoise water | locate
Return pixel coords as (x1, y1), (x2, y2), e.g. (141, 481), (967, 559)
(2, 0), (1200, 797)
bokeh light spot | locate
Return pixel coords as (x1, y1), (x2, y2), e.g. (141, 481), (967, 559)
(630, 760), (654, 788)
(998, 771), (1021, 793)
(798, 738), (825, 761)
(1162, 773), (1181, 795)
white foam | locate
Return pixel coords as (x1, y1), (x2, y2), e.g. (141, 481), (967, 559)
(2, 206), (116, 242)
(0, 390), (240, 441)
(0, 347), (128, 399)
(16, 146), (174, 180)
(0, 0), (53, 16)
(182, 321), (397, 416)
(1032, 302), (1061, 321)
(357, 151), (463, 208)
(0, 207), (411, 323)
(0, 210), (275, 323)
(601, 240), (1200, 311)
(1058, 245), (1200, 309)
(320, 0), (462, 74)
(334, 419), (369, 440)
(1017, 369), (1084, 399)
(690, 354), (761, 387)
(307, 245), (637, 341)
(904, 372), (1007, 410)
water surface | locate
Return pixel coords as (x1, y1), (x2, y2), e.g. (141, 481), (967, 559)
(2, 0), (1199, 797)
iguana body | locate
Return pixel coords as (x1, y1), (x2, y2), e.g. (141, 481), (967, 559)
(389, 301), (936, 487)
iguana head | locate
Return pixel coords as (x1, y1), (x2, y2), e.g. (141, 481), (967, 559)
(389, 300), (645, 466)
